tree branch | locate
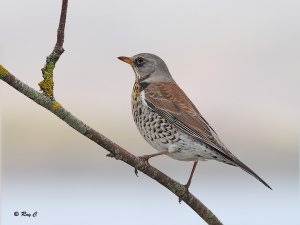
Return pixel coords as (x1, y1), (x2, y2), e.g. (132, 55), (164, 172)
(38, 0), (68, 98)
(0, 0), (223, 224)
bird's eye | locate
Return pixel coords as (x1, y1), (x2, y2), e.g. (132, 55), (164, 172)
(135, 57), (145, 66)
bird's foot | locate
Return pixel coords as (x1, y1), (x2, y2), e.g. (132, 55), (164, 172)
(178, 184), (190, 203)
(106, 152), (120, 160)
(133, 151), (168, 176)
(106, 153), (116, 158)
(134, 155), (151, 177)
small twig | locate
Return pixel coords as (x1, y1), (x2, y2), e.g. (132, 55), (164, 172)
(0, 67), (223, 225)
(38, 0), (68, 98)
(55, 0), (68, 52)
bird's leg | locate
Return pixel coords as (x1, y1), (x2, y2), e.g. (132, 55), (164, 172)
(179, 161), (198, 203)
(139, 150), (169, 162)
(134, 150), (169, 176)
(185, 161), (198, 189)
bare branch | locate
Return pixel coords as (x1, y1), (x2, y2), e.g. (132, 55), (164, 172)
(38, 0), (68, 98)
(55, 0), (68, 52)
(0, 67), (223, 225)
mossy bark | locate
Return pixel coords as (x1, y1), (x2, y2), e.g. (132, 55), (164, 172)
(39, 51), (64, 98)
(0, 65), (9, 79)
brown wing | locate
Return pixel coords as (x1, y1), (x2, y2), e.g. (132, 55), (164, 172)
(144, 82), (272, 190)
(144, 82), (234, 159)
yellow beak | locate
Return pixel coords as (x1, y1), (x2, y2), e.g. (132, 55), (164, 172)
(118, 56), (133, 65)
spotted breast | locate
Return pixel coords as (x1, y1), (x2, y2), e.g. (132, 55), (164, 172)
(131, 82), (180, 148)
(131, 82), (222, 162)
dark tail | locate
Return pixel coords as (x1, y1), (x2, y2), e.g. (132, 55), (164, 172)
(233, 158), (272, 190)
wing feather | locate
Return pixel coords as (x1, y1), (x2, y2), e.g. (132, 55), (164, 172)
(144, 82), (234, 159)
(143, 82), (272, 190)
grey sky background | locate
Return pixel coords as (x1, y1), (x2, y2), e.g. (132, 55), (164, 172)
(1, 0), (299, 225)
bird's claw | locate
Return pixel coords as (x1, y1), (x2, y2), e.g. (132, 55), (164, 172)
(106, 153), (115, 158)
(178, 196), (183, 203)
(134, 156), (150, 177)
(134, 167), (139, 177)
(178, 185), (190, 203)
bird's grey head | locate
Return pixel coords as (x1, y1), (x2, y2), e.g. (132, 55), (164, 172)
(118, 53), (174, 84)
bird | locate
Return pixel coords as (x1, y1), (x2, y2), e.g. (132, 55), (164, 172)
(118, 53), (272, 192)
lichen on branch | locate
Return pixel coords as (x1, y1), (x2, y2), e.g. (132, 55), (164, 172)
(39, 52), (58, 98)
(0, 65), (9, 79)
(38, 0), (68, 98)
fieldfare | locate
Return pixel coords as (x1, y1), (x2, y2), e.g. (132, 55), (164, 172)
(118, 53), (272, 191)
